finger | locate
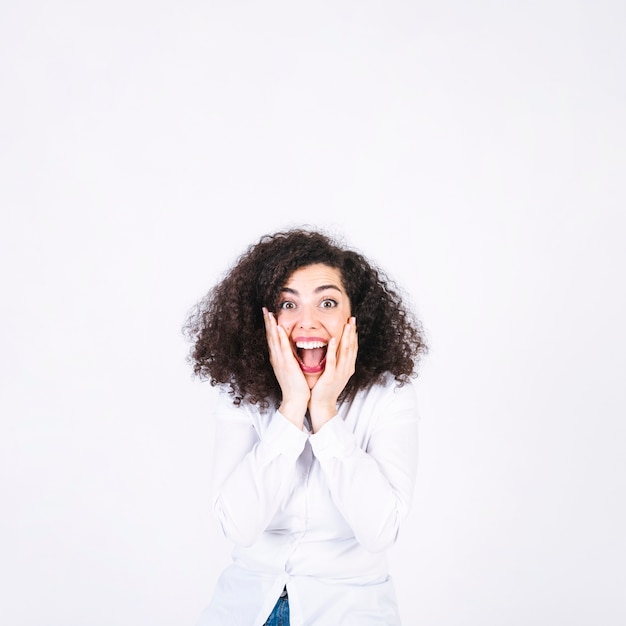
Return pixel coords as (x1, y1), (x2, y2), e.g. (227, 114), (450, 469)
(338, 317), (357, 355)
(262, 307), (276, 339)
(266, 312), (301, 374)
(266, 312), (287, 353)
(324, 337), (338, 372)
(263, 309), (285, 368)
(337, 318), (358, 372)
(275, 321), (295, 357)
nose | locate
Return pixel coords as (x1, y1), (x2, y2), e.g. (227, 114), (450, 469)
(297, 304), (319, 329)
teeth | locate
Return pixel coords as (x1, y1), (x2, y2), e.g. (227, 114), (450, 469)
(295, 341), (327, 349)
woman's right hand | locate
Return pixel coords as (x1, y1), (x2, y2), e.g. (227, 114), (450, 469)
(263, 308), (310, 428)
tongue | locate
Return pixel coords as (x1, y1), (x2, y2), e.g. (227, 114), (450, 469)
(302, 347), (325, 367)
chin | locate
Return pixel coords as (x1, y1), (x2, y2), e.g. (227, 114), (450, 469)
(304, 372), (322, 389)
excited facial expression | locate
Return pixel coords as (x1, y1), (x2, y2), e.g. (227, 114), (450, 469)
(276, 264), (352, 389)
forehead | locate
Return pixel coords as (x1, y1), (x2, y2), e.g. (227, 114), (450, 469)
(283, 264), (345, 290)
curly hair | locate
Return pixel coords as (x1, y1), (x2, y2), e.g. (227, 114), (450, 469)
(183, 227), (427, 408)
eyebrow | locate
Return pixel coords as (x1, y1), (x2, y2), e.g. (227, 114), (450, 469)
(280, 284), (344, 295)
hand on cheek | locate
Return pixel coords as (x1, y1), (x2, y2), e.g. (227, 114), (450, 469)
(309, 317), (358, 432)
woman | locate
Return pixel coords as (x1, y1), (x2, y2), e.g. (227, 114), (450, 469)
(185, 228), (427, 625)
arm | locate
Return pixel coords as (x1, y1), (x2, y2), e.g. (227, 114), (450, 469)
(210, 394), (308, 546)
(309, 381), (419, 553)
(210, 308), (352, 546)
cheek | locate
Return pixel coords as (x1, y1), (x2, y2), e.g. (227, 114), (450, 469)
(276, 318), (292, 333)
(331, 318), (348, 337)
(304, 373), (319, 389)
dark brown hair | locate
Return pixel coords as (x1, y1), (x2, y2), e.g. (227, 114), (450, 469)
(183, 227), (427, 407)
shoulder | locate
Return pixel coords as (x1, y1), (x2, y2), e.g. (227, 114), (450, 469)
(357, 372), (418, 408)
(340, 373), (419, 433)
(213, 389), (276, 432)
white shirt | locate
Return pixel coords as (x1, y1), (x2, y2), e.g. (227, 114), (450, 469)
(196, 373), (419, 626)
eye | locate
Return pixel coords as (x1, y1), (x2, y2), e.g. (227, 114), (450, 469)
(321, 299), (338, 309)
(279, 301), (296, 310)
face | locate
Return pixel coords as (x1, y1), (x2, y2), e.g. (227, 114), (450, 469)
(276, 263), (352, 388)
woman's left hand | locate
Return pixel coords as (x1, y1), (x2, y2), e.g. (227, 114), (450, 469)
(309, 316), (358, 432)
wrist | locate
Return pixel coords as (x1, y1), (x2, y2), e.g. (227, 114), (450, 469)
(309, 402), (338, 433)
(279, 400), (308, 428)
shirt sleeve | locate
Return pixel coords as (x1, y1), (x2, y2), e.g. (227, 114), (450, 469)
(210, 394), (309, 547)
(308, 381), (419, 553)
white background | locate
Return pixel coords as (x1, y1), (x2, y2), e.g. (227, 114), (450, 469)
(1, 1), (625, 625)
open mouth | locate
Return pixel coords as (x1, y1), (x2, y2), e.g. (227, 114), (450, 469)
(295, 338), (328, 374)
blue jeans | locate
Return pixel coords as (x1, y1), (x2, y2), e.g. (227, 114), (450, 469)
(263, 593), (290, 626)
